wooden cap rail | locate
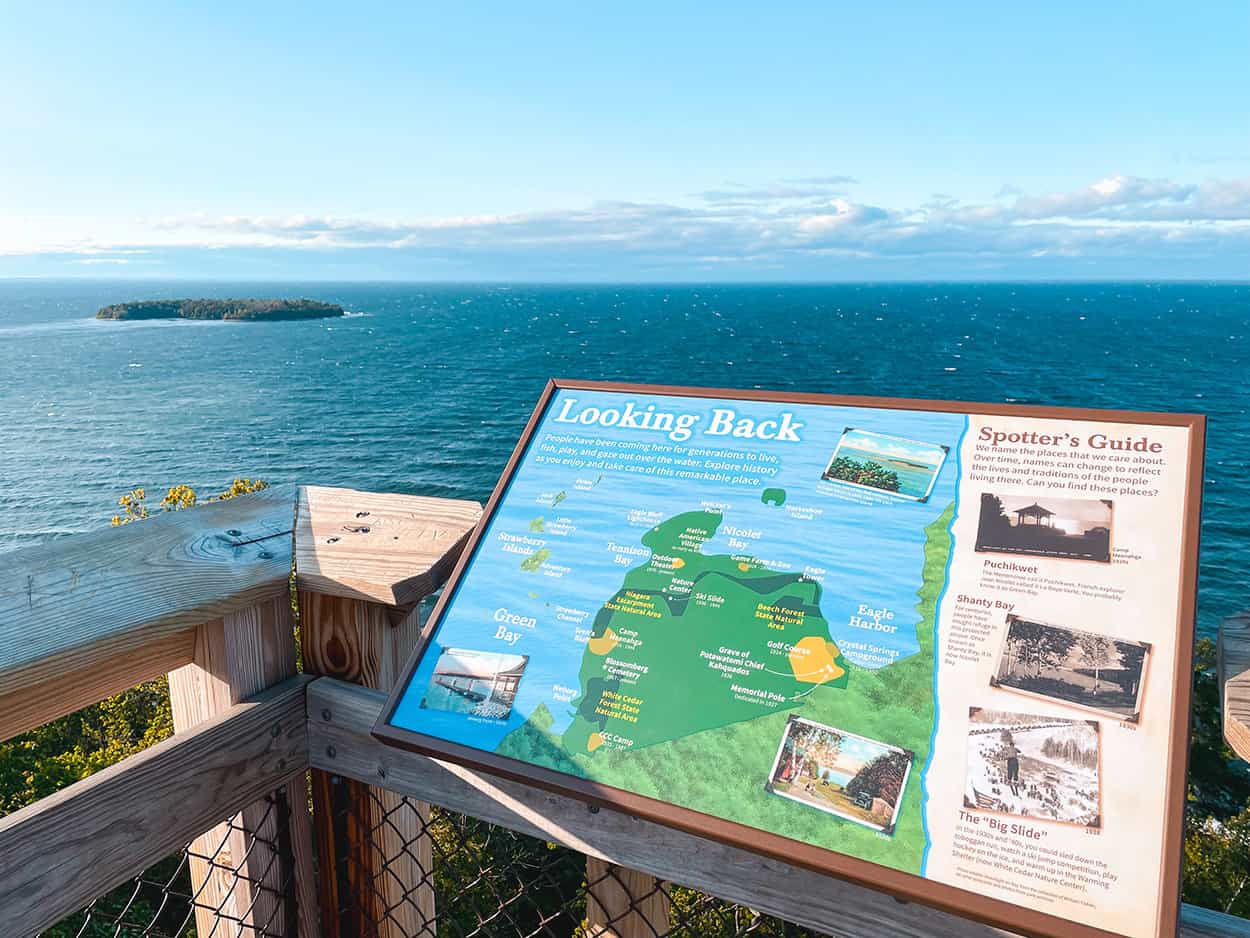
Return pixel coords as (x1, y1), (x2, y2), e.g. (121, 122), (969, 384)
(0, 486), (1246, 937)
(295, 484), (481, 938)
(0, 483), (297, 741)
(1220, 609), (1250, 761)
(295, 484), (481, 607)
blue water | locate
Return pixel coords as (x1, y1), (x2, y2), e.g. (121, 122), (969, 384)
(0, 280), (1245, 638)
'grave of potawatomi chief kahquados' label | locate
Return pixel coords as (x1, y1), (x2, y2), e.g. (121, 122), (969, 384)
(376, 380), (1203, 938)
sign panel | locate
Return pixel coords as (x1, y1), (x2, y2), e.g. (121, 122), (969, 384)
(375, 380), (1204, 938)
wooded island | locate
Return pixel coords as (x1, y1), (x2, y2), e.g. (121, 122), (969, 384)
(96, 298), (344, 321)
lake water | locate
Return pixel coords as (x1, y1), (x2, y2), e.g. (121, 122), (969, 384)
(0, 280), (1244, 637)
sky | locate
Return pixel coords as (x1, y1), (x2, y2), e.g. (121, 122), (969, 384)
(1, 1), (1247, 281)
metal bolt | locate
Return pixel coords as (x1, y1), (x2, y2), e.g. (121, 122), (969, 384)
(321, 708), (332, 722)
(258, 550), (274, 560)
(326, 745), (337, 758)
(588, 805), (600, 814)
(271, 723), (282, 737)
(227, 528), (242, 537)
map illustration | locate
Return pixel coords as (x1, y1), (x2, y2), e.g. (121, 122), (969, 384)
(389, 388), (965, 873)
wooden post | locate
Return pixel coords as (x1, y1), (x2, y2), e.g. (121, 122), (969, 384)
(169, 598), (317, 937)
(295, 486), (481, 938)
(162, 487), (319, 938)
(585, 858), (672, 938)
(1219, 608), (1250, 761)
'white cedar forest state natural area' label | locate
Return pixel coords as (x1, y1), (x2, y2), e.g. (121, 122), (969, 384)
(384, 386), (1197, 938)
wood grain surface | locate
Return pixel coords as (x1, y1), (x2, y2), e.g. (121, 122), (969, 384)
(318, 678), (1249, 938)
(0, 676), (310, 937)
(295, 485), (480, 607)
(1219, 609), (1250, 761)
(0, 484), (297, 708)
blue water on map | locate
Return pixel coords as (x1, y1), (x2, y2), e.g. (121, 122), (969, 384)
(0, 281), (1245, 641)
(389, 388), (965, 749)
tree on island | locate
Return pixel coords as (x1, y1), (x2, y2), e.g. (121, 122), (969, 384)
(826, 456), (901, 492)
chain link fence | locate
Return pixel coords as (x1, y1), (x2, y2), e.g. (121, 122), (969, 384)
(321, 778), (822, 938)
(44, 779), (822, 938)
(45, 790), (298, 938)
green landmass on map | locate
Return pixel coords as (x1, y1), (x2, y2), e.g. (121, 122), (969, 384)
(559, 510), (849, 754)
(520, 548), (551, 572)
(496, 504), (952, 873)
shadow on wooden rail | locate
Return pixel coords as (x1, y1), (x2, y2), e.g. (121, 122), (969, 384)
(0, 485), (1246, 938)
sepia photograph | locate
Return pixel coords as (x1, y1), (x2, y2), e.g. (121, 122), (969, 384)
(975, 493), (1114, 563)
(964, 708), (1101, 829)
(422, 647), (530, 720)
(821, 428), (949, 502)
(766, 715), (914, 833)
(991, 615), (1150, 722)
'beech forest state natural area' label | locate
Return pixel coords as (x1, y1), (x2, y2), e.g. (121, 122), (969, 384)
(384, 386), (1197, 938)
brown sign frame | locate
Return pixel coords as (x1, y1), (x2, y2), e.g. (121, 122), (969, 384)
(374, 379), (1206, 938)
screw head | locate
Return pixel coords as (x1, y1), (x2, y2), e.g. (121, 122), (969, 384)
(321, 708), (332, 722)
(326, 745), (337, 759)
(271, 723), (282, 737)
(227, 529), (243, 537)
(377, 766), (387, 779)
(277, 758), (287, 771)
(588, 804), (600, 814)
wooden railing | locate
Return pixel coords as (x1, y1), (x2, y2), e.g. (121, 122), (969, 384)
(0, 485), (1247, 938)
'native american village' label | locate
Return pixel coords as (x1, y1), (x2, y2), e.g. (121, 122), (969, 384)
(384, 385), (1199, 938)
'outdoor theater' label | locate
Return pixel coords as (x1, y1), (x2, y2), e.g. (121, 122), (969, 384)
(380, 383), (1201, 938)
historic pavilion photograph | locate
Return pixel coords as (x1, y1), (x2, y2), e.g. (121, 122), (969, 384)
(975, 493), (1114, 563)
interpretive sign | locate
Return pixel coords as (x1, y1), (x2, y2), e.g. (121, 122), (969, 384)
(376, 380), (1204, 938)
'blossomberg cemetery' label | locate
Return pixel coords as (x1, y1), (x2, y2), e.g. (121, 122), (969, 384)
(379, 382), (1202, 938)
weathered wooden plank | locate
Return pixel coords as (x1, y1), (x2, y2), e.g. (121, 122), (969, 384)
(1219, 609), (1250, 761)
(169, 596), (318, 938)
(585, 857), (671, 938)
(1184, 906), (1250, 938)
(0, 484), (297, 708)
(298, 486), (479, 938)
(295, 485), (481, 607)
(0, 628), (194, 742)
(0, 675), (310, 938)
(310, 678), (1249, 938)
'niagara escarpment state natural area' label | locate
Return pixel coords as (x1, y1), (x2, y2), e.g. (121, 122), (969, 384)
(379, 382), (1202, 938)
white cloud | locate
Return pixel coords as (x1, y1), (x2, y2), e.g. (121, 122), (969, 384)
(3, 172), (1249, 276)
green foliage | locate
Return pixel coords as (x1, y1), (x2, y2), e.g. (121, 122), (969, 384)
(825, 455), (901, 492)
(1184, 809), (1250, 916)
(1187, 638), (1249, 819)
(15, 479), (271, 937)
(96, 298), (343, 321)
(5, 483), (1249, 933)
(0, 679), (172, 816)
(111, 478), (269, 525)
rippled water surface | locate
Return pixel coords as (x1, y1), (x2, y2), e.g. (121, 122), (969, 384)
(0, 280), (1245, 634)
